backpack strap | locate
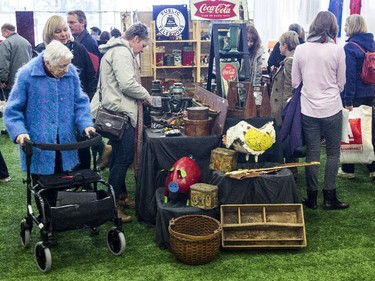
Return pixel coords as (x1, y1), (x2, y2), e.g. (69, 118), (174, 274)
(350, 41), (366, 54)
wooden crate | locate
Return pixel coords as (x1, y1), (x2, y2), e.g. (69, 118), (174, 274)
(220, 204), (307, 249)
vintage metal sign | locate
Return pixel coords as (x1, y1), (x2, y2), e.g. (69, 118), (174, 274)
(153, 5), (189, 40)
(190, 0), (240, 21)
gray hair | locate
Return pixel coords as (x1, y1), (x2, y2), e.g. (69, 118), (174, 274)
(279, 31), (300, 51)
(288, 23), (305, 41)
(123, 22), (149, 41)
(43, 40), (73, 67)
(1, 23), (16, 32)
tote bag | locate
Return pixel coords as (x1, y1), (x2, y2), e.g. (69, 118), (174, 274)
(340, 105), (375, 164)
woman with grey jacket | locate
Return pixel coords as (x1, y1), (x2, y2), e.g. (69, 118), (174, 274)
(91, 23), (152, 223)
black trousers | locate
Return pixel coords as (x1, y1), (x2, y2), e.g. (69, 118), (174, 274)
(0, 150), (9, 178)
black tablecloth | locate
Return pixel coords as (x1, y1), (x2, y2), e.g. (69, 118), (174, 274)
(154, 187), (219, 249)
(210, 163), (300, 204)
(135, 128), (220, 225)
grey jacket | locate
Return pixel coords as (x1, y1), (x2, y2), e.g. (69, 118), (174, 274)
(270, 56), (294, 126)
(240, 47), (264, 87)
(0, 32), (32, 89)
(91, 37), (150, 127)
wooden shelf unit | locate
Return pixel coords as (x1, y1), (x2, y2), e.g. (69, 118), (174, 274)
(149, 21), (209, 84)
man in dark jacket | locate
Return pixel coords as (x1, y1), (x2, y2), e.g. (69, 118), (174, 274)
(67, 10), (101, 60)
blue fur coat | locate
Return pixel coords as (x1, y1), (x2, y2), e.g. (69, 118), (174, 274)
(4, 54), (94, 174)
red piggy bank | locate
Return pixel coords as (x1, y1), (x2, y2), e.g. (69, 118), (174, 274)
(164, 156), (202, 205)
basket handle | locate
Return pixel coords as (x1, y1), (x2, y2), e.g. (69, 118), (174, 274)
(169, 217), (176, 226)
(213, 226), (222, 234)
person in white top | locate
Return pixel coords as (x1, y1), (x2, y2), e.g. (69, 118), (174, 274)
(292, 11), (349, 211)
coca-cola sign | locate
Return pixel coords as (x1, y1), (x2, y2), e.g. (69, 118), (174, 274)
(191, 0), (239, 21)
(221, 63), (237, 81)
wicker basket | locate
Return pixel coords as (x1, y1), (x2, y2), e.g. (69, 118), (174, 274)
(168, 215), (222, 265)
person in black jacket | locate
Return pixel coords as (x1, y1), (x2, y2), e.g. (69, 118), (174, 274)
(267, 23), (305, 76)
(33, 15), (98, 170)
(33, 15), (97, 100)
(67, 10), (101, 60)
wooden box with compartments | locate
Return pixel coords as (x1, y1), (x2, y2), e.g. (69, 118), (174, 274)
(220, 204), (307, 249)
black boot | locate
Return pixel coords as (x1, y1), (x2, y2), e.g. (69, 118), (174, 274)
(323, 189), (349, 210)
(301, 190), (318, 209)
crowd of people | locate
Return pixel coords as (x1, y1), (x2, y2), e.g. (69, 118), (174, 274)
(269, 11), (374, 210)
(0, 10), (150, 222)
(0, 10), (374, 222)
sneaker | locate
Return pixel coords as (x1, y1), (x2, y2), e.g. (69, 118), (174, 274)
(0, 176), (11, 182)
(337, 168), (355, 179)
(369, 172), (375, 180)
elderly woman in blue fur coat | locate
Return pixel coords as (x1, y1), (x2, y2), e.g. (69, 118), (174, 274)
(4, 40), (95, 175)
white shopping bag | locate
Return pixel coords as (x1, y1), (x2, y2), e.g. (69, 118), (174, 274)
(341, 108), (350, 143)
(340, 105), (375, 164)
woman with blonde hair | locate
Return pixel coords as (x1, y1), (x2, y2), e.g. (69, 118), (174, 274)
(338, 14), (375, 179)
(292, 11), (349, 210)
(34, 15), (97, 100)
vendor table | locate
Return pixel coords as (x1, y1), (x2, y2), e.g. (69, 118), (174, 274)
(210, 163), (300, 205)
(135, 128), (220, 225)
(154, 164), (298, 249)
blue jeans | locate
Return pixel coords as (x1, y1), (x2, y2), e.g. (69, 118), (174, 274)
(302, 111), (342, 191)
(108, 124), (135, 199)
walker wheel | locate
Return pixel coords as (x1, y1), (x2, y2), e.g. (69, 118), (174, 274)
(106, 227), (126, 256)
(20, 219), (31, 248)
(34, 242), (52, 273)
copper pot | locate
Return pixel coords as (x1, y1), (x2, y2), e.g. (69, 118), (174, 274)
(184, 117), (213, 136)
(186, 106), (209, 120)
